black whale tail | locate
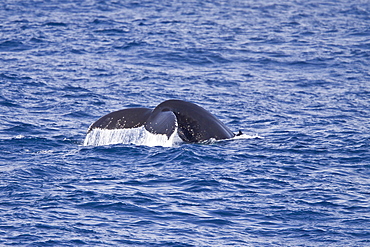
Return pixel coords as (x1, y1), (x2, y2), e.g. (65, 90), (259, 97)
(87, 99), (235, 143)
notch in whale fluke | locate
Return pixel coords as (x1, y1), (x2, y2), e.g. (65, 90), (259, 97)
(86, 99), (235, 144)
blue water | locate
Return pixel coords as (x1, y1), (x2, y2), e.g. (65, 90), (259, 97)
(1, 0), (370, 246)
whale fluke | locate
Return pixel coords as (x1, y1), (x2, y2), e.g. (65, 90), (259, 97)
(151, 100), (234, 142)
(86, 99), (235, 144)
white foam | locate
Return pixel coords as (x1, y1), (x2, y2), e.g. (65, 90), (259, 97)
(83, 126), (181, 147)
(198, 133), (262, 145)
(232, 133), (263, 140)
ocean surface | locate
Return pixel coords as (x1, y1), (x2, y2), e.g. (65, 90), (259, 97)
(1, 0), (370, 246)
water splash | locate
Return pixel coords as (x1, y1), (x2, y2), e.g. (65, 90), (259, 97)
(83, 126), (181, 147)
(83, 127), (261, 147)
(232, 133), (263, 140)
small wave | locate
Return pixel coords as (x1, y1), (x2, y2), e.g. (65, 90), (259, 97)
(0, 40), (31, 52)
(83, 126), (182, 147)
